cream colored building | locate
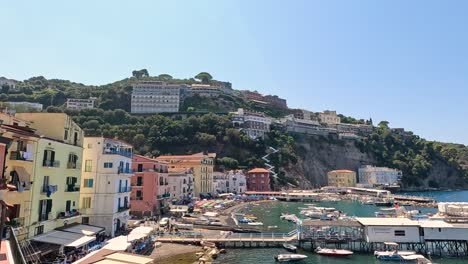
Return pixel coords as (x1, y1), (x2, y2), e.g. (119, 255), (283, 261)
(318, 110), (341, 125)
(327, 170), (356, 187)
(80, 137), (133, 236)
(156, 153), (215, 197)
(2, 113), (83, 240)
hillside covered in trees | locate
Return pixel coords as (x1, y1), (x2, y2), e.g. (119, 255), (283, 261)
(1, 73), (468, 189)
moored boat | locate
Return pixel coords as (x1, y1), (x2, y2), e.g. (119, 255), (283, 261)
(315, 247), (353, 257)
(283, 243), (297, 252)
(268, 225), (278, 229)
(274, 254), (308, 262)
(247, 222), (264, 226)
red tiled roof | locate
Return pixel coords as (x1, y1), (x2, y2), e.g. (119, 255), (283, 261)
(248, 168), (270, 173)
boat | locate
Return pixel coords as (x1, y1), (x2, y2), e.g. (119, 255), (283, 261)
(375, 208), (398, 218)
(238, 218), (252, 223)
(400, 254), (432, 263)
(247, 222), (264, 226)
(374, 242), (416, 260)
(283, 243), (297, 252)
(274, 254), (308, 262)
(315, 247), (353, 257)
(268, 225), (278, 229)
(234, 213), (245, 216)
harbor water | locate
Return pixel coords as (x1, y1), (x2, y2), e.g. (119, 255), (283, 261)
(214, 190), (468, 264)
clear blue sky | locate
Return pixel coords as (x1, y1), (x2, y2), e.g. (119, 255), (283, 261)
(1, 1), (467, 145)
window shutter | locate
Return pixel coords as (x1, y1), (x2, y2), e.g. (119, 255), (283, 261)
(46, 200), (52, 213)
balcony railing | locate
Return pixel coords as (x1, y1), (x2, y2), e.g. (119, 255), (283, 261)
(9, 151), (33, 161)
(119, 186), (131, 193)
(118, 167), (134, 174)
(43, 160), (60, 168)
(65, 185), (80, 192)
(118, 205), (130, 212)
(6, 217), (25, 228)
(103, 148), (132, 158)
(57, 210), (80, 219)
(67, 162), (81, 169)
(130, 197), (143, 201)
(39, 212), (53, 222)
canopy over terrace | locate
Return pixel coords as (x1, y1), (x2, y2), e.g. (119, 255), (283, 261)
(300, 220), (364, 241)
(59, 224), (105, 236)
(32, 230), (96, 248)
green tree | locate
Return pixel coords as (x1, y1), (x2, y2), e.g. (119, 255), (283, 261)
(195, 72), (213, 84)
(158, 74), (173, 81)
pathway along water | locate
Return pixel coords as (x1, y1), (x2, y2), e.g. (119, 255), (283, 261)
(214, 190), (468, 264)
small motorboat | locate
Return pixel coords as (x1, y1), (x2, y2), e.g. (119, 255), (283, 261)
(274, 254), (308, 262)
(268, 225), (278, 229)
(238, 218), (252, 223)
(315, 247), (353, 257)
(374, 242), (416, 260)
(283, 243), (297, 252)
(247, 222), (264, 226)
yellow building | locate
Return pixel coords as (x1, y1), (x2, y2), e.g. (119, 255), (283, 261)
(327, 170), (356, 187)
(1, 113), (83, 240)
(155, 153), (215, 197)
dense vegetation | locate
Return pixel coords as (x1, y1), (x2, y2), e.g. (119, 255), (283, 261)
(355, 122), (468, 187)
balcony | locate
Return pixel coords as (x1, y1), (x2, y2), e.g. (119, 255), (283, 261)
(9, 151), (33, 161)
(43, 160), (60, 168)
(65, 185), (80, 192)
(118, 186), (131, 193)
(39, 212), (53, 222)
(118, 205), (130, 212)
(118, 167), (134, 174)
(67, 162), (81, 169)
(131, 182), (143, 187)
(57, 210), (80, 219)
(103, 148), (132, 158)
(6, 217), (25, 228)
(130, 197), (143, 201)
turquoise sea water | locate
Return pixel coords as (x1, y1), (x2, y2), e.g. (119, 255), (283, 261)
(214, 190), (468, 264)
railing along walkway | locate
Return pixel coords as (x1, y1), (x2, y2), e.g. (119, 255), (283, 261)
(156, 230), (298, 243)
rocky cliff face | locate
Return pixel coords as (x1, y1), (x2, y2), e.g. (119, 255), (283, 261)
(283, 134), (467, 190)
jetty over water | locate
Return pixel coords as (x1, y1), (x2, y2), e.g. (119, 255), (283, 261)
(393, 195), (435, 203)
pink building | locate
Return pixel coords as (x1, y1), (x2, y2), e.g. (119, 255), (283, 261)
(130, 155), (170, 217)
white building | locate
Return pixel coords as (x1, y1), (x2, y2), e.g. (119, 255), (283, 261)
(358, 165), (402, 186)
(212, 170), (246, 194)
(318, 110), (341, 125)
(80, 137), (133, 236)
(190, 84), (221, 97)
(66, 98), (97, 110)
(168, 168), (194, 201)
(131, 81), (183, 113)
(0, 77), (17, 91)
(231, 108), (272, 139)
(356, 218), (422, 243)
(4, 102), (43, 112)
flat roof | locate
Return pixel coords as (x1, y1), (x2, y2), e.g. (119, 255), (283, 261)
(32, 230), (95, 248)
(61, 224), (105, 236)
(356, 217), (420, 226)
(419, 221), (454, 228)
(105, 252), (153, 264)
(302, 219), (362, 227)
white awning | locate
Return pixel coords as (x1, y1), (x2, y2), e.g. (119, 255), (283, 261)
(62, 224), (105, 236)
(102, 236), (131, 251)
(32, 230), (96, 248)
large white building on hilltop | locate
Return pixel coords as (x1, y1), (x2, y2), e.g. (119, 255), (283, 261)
(231, 108), (272, 139)
(80, 137), (133, 236)
(358, 165), (402, 186)
(131, 81), (184, 113)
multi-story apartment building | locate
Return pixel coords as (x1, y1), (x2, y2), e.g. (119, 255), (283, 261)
(240, 91), (288, 108)
(168, 168), (193, 201)
(318, 110), (341, 125)
(131, 81), (183, 113)
(290, 109), (316, 121)
(80, 137), (133, 236)
(190, 84), (221, 97)
(155, 152), (215, 197)
(358, 165), (402, 186)
(0, 77), (17, 91)
(212, 170), (246, 194)
(231, 108), (272, 139)
(130, 155), (169, 217)
(2, 113), (84, 240)
(246, 168), (270, 192)
(66, 98), (97, 110)
(327, 170), (356, 187)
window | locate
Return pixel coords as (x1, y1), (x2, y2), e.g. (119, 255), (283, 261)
(82, 217), (89, 224)
(38, 199), (52, 221)
(104, 162), (113, 168)
(82, 197), (91, 208)
(87, 143), (92, 149)
(136, 190), (143, 200)
(68, 153), (78, 169)
(85, 160), (92, 172)
(83, 178), (94, 188)
(394, 230), (406, 236)
(35, 225), (44, 236)
(64, 130), (68, 140)
(42, 176), (49, 192)
(43, 149), (56, 167)
(136, 177), (143, 186)
(159, 177), (164, 185)
(137, 164), (143, 172)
